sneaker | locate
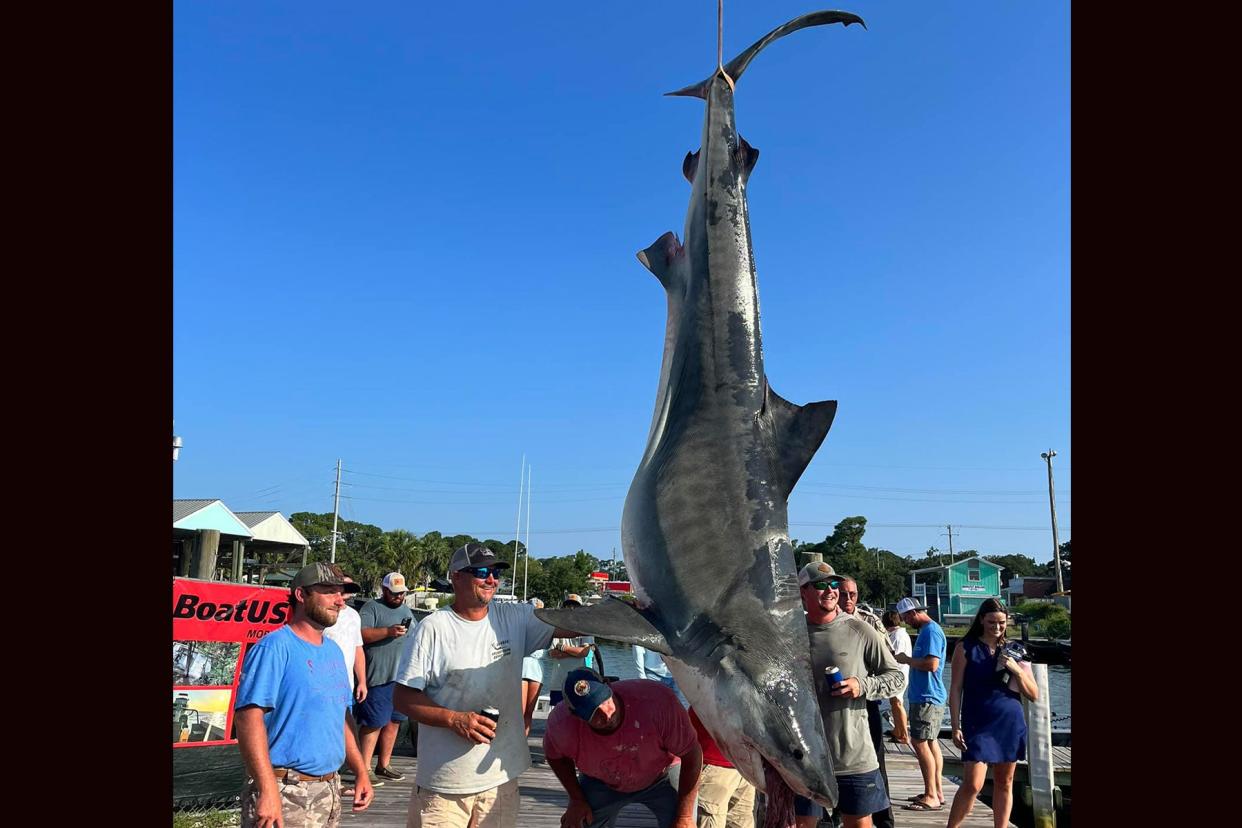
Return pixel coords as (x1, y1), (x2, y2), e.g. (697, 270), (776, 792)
(365, 771), (385, 787)
(375, 765), (405, 781)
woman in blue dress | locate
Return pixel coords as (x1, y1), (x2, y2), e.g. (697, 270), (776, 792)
(946, 598), (1038, 828)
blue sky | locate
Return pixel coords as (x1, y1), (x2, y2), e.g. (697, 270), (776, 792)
(174, 2), (1070, 564)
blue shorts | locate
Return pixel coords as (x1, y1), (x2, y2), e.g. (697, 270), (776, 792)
(793, 794), (823, 818)
(354, 681), (408, 728)
(794, 769), (889, 818)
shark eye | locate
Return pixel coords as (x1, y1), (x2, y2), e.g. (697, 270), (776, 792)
(792, 748), (804, 761)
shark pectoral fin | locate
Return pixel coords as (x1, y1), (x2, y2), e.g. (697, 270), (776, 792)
(764, 383), (838, 500)
(534, 596), (672, 655)
(636, 231), (687, 293)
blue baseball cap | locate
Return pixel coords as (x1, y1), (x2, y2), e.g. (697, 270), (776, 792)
(563, 669), (613, 721)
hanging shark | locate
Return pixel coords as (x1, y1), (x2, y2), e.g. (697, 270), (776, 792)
(536, 10), (864, 820)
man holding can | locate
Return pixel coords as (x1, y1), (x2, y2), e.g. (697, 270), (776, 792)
(838, 576), (897, 828)
(393, 543), (575, 827)
(794, 562), (905, 828)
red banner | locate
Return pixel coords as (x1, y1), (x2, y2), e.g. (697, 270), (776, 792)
(172, 578), (291, 643)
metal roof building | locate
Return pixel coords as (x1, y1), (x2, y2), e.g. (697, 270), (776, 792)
(173, 500), (308, 584)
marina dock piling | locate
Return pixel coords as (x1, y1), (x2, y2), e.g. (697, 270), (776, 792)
(1026, 663), (1057, 827)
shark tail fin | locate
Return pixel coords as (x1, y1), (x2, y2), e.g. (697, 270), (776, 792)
(535, 596), (673, 655)
(665, 10), (865, 99)
(763, 382), (838, 501)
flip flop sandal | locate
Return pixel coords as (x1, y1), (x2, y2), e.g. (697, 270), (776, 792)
(903, 800), (943, 811)
(341, 786), (356, 797)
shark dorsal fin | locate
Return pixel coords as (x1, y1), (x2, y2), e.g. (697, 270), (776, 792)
(763, 382), (838, 500)
(682, 150), (699, 184)
(536, 595), (672, 655)
(636, 231), (688, 294)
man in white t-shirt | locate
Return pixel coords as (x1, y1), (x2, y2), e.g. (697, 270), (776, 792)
(324, 576), (368, 702)
(880, 609), (912, 744)
(393, 543), (574, 828)
(324, 574), (368, 796)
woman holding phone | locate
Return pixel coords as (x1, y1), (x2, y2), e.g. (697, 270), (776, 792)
(945, 598), (1038, 828)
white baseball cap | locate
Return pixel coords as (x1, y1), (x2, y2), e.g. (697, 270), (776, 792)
(382, 572), (408, 593)
(895, 597), (927, 615)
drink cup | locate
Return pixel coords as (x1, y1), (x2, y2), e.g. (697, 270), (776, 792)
(480, 707), (500, 723)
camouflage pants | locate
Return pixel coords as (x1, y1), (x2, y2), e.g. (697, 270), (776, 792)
(241, 773), (341, 828)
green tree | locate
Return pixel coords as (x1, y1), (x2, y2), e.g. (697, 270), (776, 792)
(384, 530), (423, 583)
(982, 554), (1040, 588)
(572, 550), (600, 576)
(419, 531), (454, 586)
(532, 555), (593, 602)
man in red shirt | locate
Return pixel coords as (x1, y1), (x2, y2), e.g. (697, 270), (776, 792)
(544, 668), (703, 828)
(688, 707), (755, 827)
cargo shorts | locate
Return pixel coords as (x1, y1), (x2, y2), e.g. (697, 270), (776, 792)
(408, 778), (521, 828)
(908, 702), (945, 742)
(241, 772), (341, 828)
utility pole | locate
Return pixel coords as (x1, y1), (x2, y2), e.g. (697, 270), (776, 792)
(1041, 449), (1064, 593)
(330, 459), (342, 563)
(942, 525), (958, 563)
(173, 423), (182, 462)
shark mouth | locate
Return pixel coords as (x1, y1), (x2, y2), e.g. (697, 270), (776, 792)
(762, 760), (796, 828)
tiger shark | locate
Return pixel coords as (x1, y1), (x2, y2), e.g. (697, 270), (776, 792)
(536, 10), (864, 819)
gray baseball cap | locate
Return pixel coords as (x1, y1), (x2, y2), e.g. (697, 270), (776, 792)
(448, 542), (511, 574)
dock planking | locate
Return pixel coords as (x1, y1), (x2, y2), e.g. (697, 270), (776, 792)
(883, 736), (1072, 788)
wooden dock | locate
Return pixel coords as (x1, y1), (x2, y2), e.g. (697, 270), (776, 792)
(338, 717), (1019, 827)
(883, 737), (1072, 789)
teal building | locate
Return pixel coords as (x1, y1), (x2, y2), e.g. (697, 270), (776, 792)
(908, 555), (1005, 626)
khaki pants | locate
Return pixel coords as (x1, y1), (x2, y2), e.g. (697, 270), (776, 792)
(408, 778), (521, 828)
(241, 774), (341, 828)
(696, 764), (756, 828)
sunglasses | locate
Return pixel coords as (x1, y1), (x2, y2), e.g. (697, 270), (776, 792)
(460, 566), (500, 580)
(810, 579), (841, 591)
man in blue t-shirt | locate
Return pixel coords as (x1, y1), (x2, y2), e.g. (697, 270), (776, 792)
(894, 597), (947, 812)
(235, 562), (374, 827)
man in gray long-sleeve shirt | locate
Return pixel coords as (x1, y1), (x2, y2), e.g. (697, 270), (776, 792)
(793, 562), (906, 828)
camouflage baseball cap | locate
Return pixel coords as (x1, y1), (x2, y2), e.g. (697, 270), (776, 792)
(291, 562), (361, 593)
(797, 561), (844, 587)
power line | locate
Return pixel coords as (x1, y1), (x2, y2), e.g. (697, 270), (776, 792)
(323, 521), (1070, 537)
(800, 483), (1071, 496)
(338, 493), (625, 506)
